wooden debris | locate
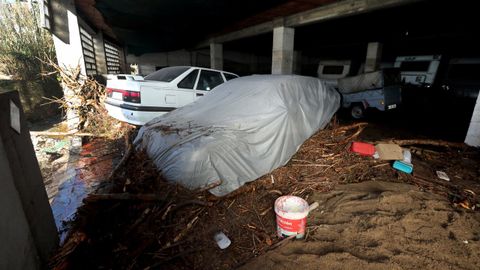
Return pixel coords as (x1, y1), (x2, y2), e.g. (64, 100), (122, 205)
(383, 139), (465, 148)
(334, 122), (368, 132)
(268, 235), (295, 250)
(42, 58), (128, 138)
(83, 193), (165, 203)
(194, 180), (222, 192)
(292, 164), (330, 167)
(108, 132), (133, 180)
(49, 121), (480, 270)
(30, 131), (102, 137)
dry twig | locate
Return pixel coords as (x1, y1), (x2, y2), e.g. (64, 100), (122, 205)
(83, 193), (165, 203)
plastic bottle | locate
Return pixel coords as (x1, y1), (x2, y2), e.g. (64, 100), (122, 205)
(402, 149), (412, 164)
(214, 232), (231, 249)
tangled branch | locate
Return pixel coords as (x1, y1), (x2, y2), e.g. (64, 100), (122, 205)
(42, 59), (126, 137)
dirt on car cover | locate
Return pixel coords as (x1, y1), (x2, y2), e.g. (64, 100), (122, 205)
(240, 181), (480, 270)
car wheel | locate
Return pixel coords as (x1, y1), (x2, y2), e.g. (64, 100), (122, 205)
(351, 105), (364, 119)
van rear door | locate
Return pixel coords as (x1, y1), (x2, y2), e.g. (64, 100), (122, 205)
(394, 55), (441, 86)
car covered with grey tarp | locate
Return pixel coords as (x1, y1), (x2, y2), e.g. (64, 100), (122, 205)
(134, 75), (340, 196)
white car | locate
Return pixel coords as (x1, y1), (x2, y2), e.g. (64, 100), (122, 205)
(104, 66), (239, 125)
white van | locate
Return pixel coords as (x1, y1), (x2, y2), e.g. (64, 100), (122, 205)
(394, 55), (441, 87)
(317, 60), (351, 87)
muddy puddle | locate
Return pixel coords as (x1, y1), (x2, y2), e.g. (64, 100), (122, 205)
(46, 138), (121, 242)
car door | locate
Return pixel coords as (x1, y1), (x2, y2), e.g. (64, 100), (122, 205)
(141, 67), (195, 109)
(175, 68), (200, 104)
(195, 69), (225, 99)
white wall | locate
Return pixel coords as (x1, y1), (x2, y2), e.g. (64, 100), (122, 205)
(127, 49), (271, 76)
(0, 139), (40, 270)
(52, 10), (86, 75)
(127, 50), (206, 75)
(0, 90), (58, 269)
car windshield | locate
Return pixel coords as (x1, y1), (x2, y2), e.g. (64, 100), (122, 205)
(399, 61), (430, 72)
(144, 66), (190, 82)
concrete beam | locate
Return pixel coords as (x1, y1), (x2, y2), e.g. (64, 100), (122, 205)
(285, 0), (419, 27)
(209, 21), (274, 46)
(272, 27), (295, 75)
(198, 0), (421, 47)
(210, 43), (223, 70)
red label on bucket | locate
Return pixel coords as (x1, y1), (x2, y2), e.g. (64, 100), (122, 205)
(274, 195), (310, 238)
(276, 215), (306, 235)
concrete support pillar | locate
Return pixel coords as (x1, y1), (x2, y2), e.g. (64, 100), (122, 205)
(365, 42), (383, 73)
(465, 94), (480, 146)
(272, 26), (295, 75)
(293, 50), (302, 74)
(210, 43), (223, 70)
(51, 7), (85, 131)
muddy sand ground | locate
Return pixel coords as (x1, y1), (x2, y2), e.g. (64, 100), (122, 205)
(241, 181), (480, 270)
(50, 122), (480, 270)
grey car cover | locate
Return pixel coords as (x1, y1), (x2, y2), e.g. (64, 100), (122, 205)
(134, 75), (340, 196)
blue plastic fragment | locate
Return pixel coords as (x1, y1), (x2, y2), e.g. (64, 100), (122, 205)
(392, 160), (413, 174)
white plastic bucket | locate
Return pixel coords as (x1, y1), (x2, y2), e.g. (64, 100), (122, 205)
(274, 196), (310, 239)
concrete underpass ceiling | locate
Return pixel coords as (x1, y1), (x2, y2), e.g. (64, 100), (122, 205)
(299, 2), (478, 59)
(76, 0), (480, 57)
(224, 0), (480, 63)
(74, 0), (338, 55)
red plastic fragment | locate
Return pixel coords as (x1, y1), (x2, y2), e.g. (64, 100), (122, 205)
(350, 142), (375, 156)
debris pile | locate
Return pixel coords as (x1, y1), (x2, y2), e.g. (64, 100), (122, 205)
(43, 59), (128, 137)
(50, 122), (480, 269)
